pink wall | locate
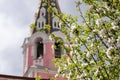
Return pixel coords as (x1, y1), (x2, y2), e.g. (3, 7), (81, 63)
(44, 42), (55, 69)
(23, 41), (67, 79)
(28, 45), (33, 67)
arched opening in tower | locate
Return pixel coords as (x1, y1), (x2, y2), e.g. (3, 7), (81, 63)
(54, 37), (63, 58)
(37, 42), (43, 59)
(55, 42), (61, 58)
(35, 38), (44, 59)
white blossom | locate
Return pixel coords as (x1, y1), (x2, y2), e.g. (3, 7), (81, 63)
(67, 58), (71, 65)
(94, 68), (99, 76)
(77, 75), (80, 79)
(71, 25), (76, 31)
(111, 21), (117, 26)
(91, 43), (94, 47)
(75, 38), (79, 42)
(96, 8), (103, 13)
(58, 67), (61, 73)
(104, 2), (111, 11)
(68, 71), (72, 79)
(62, 74), (66, 78)
(89, 5), (94, 12)
(99, 76), (103, 80)
(96, 18), (103, 27)
(86, 51), (92, 58)
(55, 74), (59, 78)
(112, 25), (119, 30)
(99, 29), (106, 38)
(81, 63), (88, 66)
(63, 64), (67, 70)
(116, 10), (120, 14)
(49, 35), (52, 40)
(80, 73), (85, 79)
(107, 37), (115, 45)
(106, 47), (114, 59)
(70, 50), (73, 55)
(92, 29), (98, 33)
(117, 36), (120, 47)
(111, 21), (119, 30)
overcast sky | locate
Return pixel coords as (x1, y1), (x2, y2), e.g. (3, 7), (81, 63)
(0, 0), (79, 76)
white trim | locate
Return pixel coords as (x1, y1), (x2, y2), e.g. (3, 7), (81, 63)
(51, 44), (54, 54)
(24, 47), (29, 73)
(29, 32), (49, 59)
(50, 31), (67, 43)
(52, 17), (60, 29)
(40, 7), (46, 17)
(37, 17), (46, 29)
(44, 44), (46, 54)
(29, 32), (49, 44)
(33, 59), (43, 66)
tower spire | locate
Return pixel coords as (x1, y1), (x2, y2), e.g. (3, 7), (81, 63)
(32, 0), (61, 34)
(22, 0), (66, 79)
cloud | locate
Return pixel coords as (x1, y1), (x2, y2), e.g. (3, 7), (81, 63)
(0, 0), (39, 26)
(59, 0), (78, 15)
(0, 13), (28, 76)
(0, 46), (23, 75)
(0, 0), (41, 76)
(0, 0), (35, 76)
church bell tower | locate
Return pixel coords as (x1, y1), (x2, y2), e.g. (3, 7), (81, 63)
(22, 0), (66, 79)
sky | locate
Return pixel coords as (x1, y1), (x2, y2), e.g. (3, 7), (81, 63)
(0, 0), (79, 76)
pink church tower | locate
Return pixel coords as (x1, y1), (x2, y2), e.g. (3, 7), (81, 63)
(22, 0), (66, 79)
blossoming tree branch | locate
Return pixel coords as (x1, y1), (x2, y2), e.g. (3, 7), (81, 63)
(48, 0), (120, 80)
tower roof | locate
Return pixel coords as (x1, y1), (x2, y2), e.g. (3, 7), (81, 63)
(32, 0), (61, 34)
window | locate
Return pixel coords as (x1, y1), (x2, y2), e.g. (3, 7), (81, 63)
(54, 22), (56, 27)
(35, 38), (44, 59)
(42, 22), (44, 28)
(42, 12), (44, 16)
(40, 7), (45, 16)
(55, 43), (61, 58)
(39, 22), (40, 28)
(36, 42), (43, 59)
(58, 22), (60, 28)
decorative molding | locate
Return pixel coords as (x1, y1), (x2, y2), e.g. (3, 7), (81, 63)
(52, 16), (60, 29)
(44, 44), (46, 54)
(33, 59), (43, 66)
(50, 31), (67, 43)
(29, 32), (49, 44)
